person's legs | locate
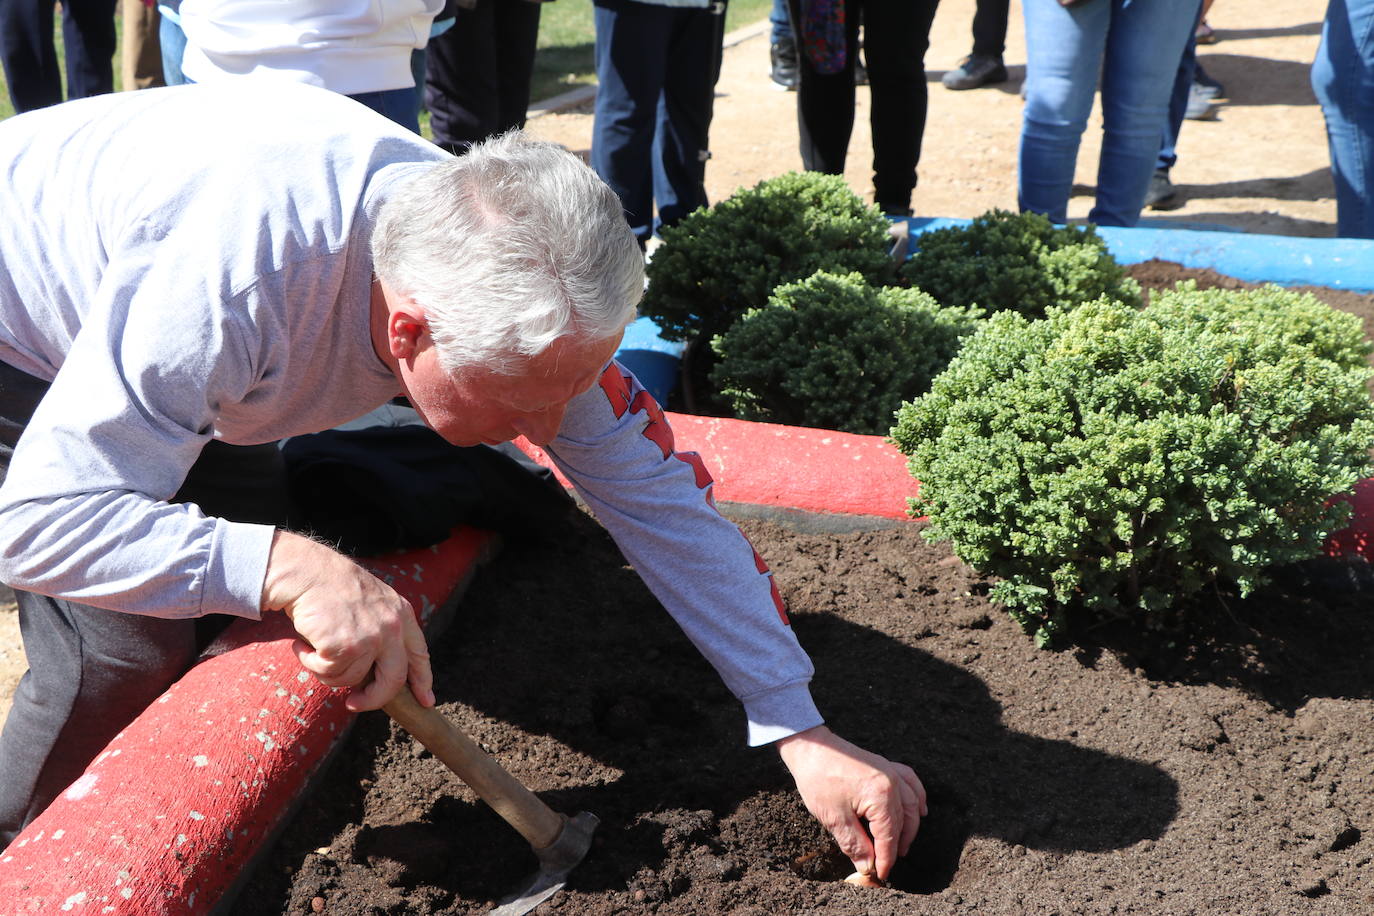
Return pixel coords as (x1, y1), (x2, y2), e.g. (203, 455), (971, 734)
(61, 0), (118, 101)
(1091, 0), (1197, 226)
(0, 593), (202, 848)
(653, 1), (727, 233)
(0, 0), (62, 112)
(0, 360), (290, 850)
(970, 0), (1010, 58)
(863, 0), (940, 215)
(1157, 7), (1200, 174)
(121, 0), (164, 90)
(492, 0), (542, 134)
(1018, 0), (1111, 223)
(1313, 0), (1374, 238)
(592, 0), (673, 244)
(425, 0), (500, 152)
(787, 0), (860, 176)
(1146, 1), (1201, 210)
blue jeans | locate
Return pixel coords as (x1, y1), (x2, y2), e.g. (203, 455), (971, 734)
(1313, 0), (1374, 238)
(770, 0), (792, 45)
(1157, 0), (1202, 173)
(1018, 0), (1197, 226)
(158, 7), (188, 86)
(0, 0), (117, 113)
(591, 0), (727, 243)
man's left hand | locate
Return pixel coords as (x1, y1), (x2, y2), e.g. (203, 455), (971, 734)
(776, 725), (927, 880)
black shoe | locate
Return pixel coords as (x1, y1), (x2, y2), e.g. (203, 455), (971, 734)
(1145, 169), (1183, 210)
(770, 40), (799, 91)
(942, 54), (1008, 91)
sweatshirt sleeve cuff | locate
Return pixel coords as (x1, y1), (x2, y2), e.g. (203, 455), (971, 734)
(204, 519), (275, 619)
(743, 681), (825, 747)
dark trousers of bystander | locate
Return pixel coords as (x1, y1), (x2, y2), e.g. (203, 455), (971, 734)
(0, 0), (118, 113)
(0, 359), (290, 851)
(590, 0), (727, 244)
(425, 0), (543, 154)
(785, 0), (940, 215)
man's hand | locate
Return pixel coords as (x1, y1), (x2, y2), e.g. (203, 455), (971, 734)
(776, 725), (926, 881)
(261, 530), (434, 712)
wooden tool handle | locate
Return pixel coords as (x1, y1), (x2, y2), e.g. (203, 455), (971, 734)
(383, 689), (565, 850)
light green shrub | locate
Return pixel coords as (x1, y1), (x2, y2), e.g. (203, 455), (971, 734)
(891, 291), (1374, 646)
(710, 271), (981, 434)
(898, 209), (1141, 319)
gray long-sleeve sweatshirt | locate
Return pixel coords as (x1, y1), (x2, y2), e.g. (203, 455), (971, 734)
(0, 81), (820, 746)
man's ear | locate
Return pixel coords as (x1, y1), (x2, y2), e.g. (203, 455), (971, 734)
(387, 302), (428, 360)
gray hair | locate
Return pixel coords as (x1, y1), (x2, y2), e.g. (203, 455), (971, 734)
(371, 130), (644, 375)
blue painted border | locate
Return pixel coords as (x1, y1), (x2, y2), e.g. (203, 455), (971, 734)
(905, 217), (1374, 292)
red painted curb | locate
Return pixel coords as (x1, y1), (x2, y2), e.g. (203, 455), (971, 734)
(518, 410), (923, 521)
(0, 528), (494, 914)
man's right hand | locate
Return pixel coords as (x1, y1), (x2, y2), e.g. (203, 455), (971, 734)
(260, 530), (434, 712)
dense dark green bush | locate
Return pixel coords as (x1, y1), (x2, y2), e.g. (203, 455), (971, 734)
(640, 172), (896, 345)
(898, 209), (1141, 319)
(891, 289), (1374, 646)
(709, 271), (980, 434)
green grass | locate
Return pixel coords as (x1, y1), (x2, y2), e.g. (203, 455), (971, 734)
(0, 0), (771, 123)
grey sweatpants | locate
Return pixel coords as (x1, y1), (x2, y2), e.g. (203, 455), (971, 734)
(0, 359), (289, 849)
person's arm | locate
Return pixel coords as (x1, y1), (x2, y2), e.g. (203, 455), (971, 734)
(544, 360), (924, 878)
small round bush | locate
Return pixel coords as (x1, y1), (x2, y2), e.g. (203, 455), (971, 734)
(710, 271), (981, 434)
(898, 209), (1141, 319)
(640, 172), (896, 345)
(891, 292), (1374, 646)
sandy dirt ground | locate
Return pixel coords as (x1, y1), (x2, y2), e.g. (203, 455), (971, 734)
(529, 0), (1334, 236)
(0, 0), (1339, 727)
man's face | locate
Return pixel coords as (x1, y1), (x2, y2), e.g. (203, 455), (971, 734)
(398, 329), (623, 447)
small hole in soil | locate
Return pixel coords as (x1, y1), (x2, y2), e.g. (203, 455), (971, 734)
(787, 784), (970, 895)
(887, 783), (970, 895)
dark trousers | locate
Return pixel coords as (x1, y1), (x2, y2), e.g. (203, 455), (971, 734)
(0, 0), (117, 113)
(590, 0), (727, 244)
(425, 0), (542, 153)
(0, 360), (289, 849)
(786, 0), (940, 214)
(970, 0), (1010, 58)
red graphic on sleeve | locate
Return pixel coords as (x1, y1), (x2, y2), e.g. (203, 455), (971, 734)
(599, 362), (789, 624)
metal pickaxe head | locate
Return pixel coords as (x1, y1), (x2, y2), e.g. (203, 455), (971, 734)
(490, 810), (600, 916)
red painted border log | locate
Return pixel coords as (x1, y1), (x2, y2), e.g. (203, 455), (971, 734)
(0, 528), (493, 914)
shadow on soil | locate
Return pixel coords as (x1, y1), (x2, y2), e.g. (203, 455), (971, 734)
(410, 514), (1180, 901)
(1077, 555), (1374, 713)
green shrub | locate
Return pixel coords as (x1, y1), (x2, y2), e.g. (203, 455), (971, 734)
(891, 292), (1374, 646)
(640, 172), (896, 345)
(898, 209), (1141, 319)
(709, 271), (981, 434)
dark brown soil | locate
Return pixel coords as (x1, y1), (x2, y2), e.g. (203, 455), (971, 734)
(237, 262), (1374, 915)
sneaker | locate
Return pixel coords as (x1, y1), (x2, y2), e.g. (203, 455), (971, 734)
(1185, 80), (1216, 120)
(1145, 169), (1182, 210)
(770, 39), (799, 91)
(1193, 64), (1226, 101)
(1195, 20), (1217, 44)
(942, 54), (1008, 91)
